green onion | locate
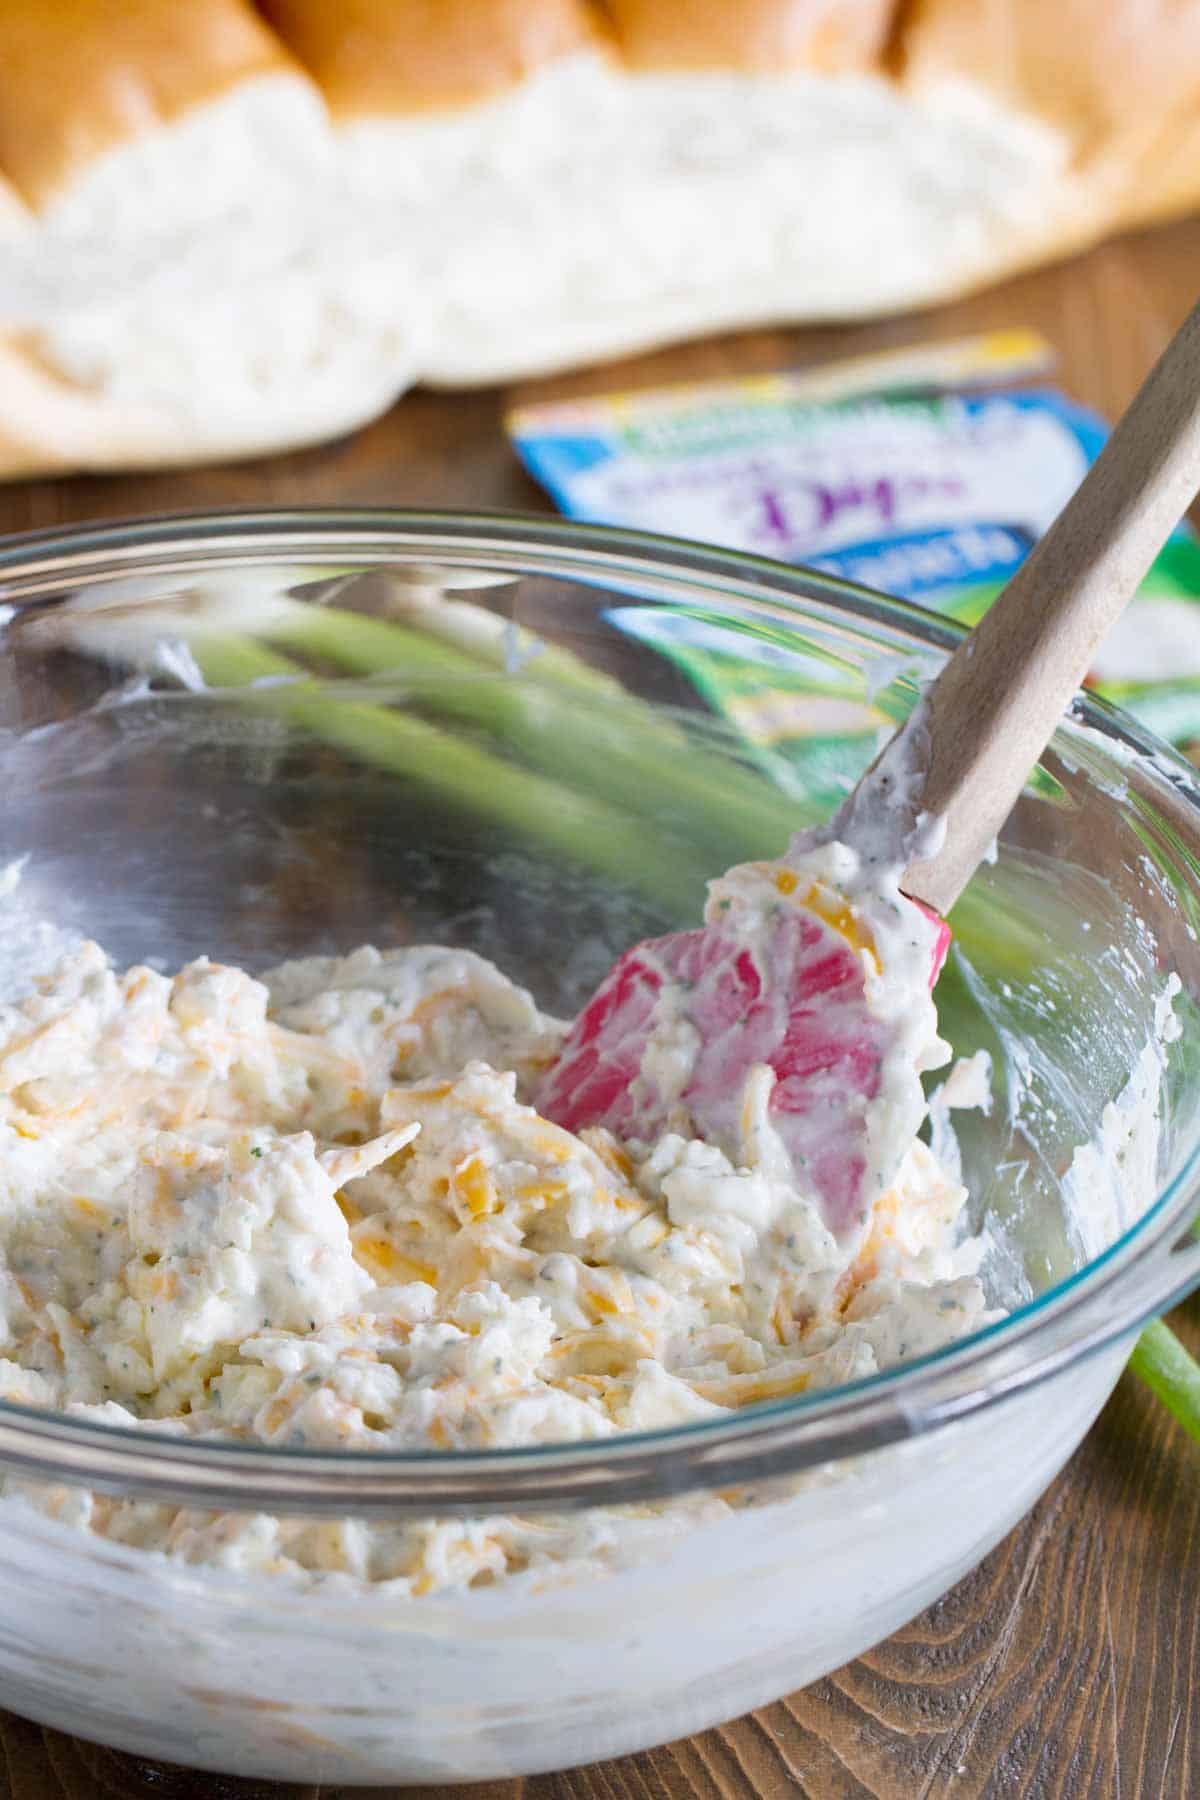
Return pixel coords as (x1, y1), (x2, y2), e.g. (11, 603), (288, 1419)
(190, 634), (708, 917)
(1127, 1317), (1200, 1442)
(259, 598), (798, 868)
(376, 575), (630, 698)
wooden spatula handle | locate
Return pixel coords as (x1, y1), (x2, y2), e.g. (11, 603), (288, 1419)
(902, 296), (1200, 918)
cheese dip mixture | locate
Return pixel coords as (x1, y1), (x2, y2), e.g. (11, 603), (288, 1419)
(0, 885), (991, 1592)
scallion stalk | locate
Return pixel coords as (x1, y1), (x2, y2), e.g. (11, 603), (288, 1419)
(259, 599), (799, 868)
(191, 634), (708, 916)
(1127, 1317), (1200, 1442)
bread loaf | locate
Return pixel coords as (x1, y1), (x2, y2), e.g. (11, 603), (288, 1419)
(0, 0), (1195, 478)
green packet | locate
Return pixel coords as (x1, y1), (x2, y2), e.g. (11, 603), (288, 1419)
(509, 333), (1200, 803)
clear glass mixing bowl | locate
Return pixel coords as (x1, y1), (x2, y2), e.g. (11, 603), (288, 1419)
(1, 510), (1199, 1785)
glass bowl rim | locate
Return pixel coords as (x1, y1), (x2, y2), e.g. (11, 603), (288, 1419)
(1, 503), (1199, 1515)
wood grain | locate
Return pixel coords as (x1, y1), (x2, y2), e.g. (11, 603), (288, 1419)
(1, 212), (1199, 1799)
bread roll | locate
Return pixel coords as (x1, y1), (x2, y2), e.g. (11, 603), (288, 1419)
(258, 0), (605, 116)
(606, 0), (894, 73)
(0, 0), (1194, 477)
(0, 0), (423, 471)
(901, 0), (1200, 241)
(900, 0), (1200, 162)
(0, 0), (328, 302)
(0, 0), (303, 212)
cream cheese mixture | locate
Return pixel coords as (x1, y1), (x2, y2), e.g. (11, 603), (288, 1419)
(0, 842), (995, 1592)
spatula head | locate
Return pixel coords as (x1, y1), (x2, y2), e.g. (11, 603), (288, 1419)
(537, 865), (950, 1240)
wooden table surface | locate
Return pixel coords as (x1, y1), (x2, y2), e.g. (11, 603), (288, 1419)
(2, 215), (1199, 1800)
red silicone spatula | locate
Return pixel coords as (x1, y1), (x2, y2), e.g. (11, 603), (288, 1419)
(538, 300), (1200, 1239)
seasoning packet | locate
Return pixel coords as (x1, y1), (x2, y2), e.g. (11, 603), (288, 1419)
(508, 333), (1200, 800)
